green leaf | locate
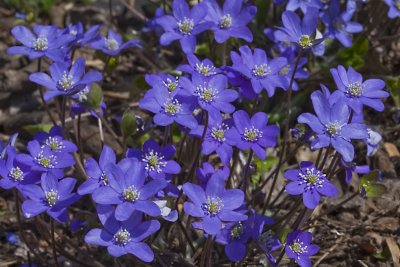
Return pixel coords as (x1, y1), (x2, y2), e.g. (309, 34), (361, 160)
(365, 184), (386, 198)
(195, 42), (210, 56)
(386, 76), (400, 107)
(280, 228), (292, 243)
(24, 123), (52, 135)
(121, 110), (137, 137)
(337, 37), (369, 69)
(88, 83), (103, 111)
(359, 170), (386, 198)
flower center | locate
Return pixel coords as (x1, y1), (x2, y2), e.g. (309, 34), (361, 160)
(143, 149), (167, 173)
(195, 63), (217, 77)
(252, 64), (271, 78)
(298, 167), (325, 191)
(195, 84), (218, 103)
(230, 223), (244, 239)
(77, 86), (90, 102)
(70, 29), (78, 35)
(299, 35), (313, 48)
(33, 36), (48, 51)
(57, 71), (74, 91)
(325, 121), (342, 136)
(178, 17), (194, 35)
(396, 1), (400, 10)
(113, 229), (131, 245)
(100, 171), (108, 185)
(201, 196), (223, 216)
(46, 137), (65, 152)
(279, 65), (291, 75)
(9, 167), (24, 181)
(105, 38), (119, 50)
(211, 123), (229, 142)
(35, 151), (57, 168)
(45, 189), (59, 207)
(243, 126), (263, 142)
(163, 77), (179, 92)
(163, 98), (182, 115)
(122, 186), (140, 202)
(289, 240), (308, 255)
(346, 81), (364, 97)
(219, 14), (232, 29)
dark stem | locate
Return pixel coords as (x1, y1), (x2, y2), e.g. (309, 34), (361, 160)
(50, 219), (60, 267)
(315, 148), (323, 168)
(77, 113), (84, 162)
(108, 0), (113, 25)
(242, 150), (254, 199)
(318, 146), (332, 170)
(177, 217), (195, 252)
(227, 148), (239, 188)
(264, 50), (303, 208)
(199, 236), (212, 267)
(61, 96), (67, 137)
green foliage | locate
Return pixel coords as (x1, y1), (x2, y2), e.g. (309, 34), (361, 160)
(24, 123), (52, 135)
(337, 37), (369, 69)
(386, 76), (400, 107)
(121, 110), (137, 137)
(359, 170), (386, 198)
(252, 156), (278, 186)
(280, 228), (292, 243)
(5, 0), (55, 19)
(88, 83), (103, 111)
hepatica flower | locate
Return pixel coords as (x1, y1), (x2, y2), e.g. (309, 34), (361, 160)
(196, 162), (229, 189)
(183, 172), (247, 235)
(284, 161), (338, 209)
(90, 29), (141, 56)
(285, 230), (319, 267)
(85, 204), (159, 261)
(180, 74), (238, 117)
(34, 126), (77, 154)
(384, 0), (400, 18)
(298, 89), (368, 161)
(156, 0), (212, 53)
(92, 162), (166, 221)
(7, 25), (74, 62)
(285, 0), (323, 13)
(226, 110), (279, 160)
(330, 65), (388, 113)
(126, 139), (181, 180)
(145, 73), (182, 95)
(177, 54), (220, 78)
(29, 57), (102, 101)
(279, 49), (309, 91)
(204, 0), (256, 43)
(321, 1), (363, 47)
(21, 173), (80, 222)
(139, 86), (198, 129)
(275, 8), (325, 55)
(64, 23), (101, 48)
(230, 46), (288, 97)
(0, 147), (39, 190)
(78, 145), (116, 195)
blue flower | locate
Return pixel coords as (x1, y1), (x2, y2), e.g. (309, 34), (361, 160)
(29, 57), (102, 101)
(321, 1), (363, 47)
(286, 0), (323, 13)
(34, 126), (77, 154)
(92, 162), (166, 220)
(230, 46), (288, 96)
(384, 0), (400, 18)
(7, 25), (74, 62)
(278, 48), (309, 91)
(285, 230), (319, 267)
(20, 173), (80, 222)
(145, 73), (183, 95)
(183, 172), (247, 235)
(196, 162), (230, 189)
(341, 160), (370, 184)
(90, 29), (141, 56)
(203, 0), (256, 43)
(0, 133), (19, 159)
(177, 54), (220, 78)
(64, 23), (101, 48)
(226, 110), (279, 160)
(330, 65), (388, 113)
(84, 204), (159, 261)
(298, 89), (368, 161)
(285, 161), (339, 209)
(126, 139), (181, 180)
(156, 0), (212, 54)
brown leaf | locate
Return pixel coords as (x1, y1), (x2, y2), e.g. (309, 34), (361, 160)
(385, 237), (400, 267)
(384, 143), (400, 157)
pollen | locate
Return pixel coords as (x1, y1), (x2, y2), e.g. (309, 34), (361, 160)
(346, 81), (364, 97)
(230, 223), (244, 239)
(201, 196), (223, 216)
(45, 189), (59, 207)
(113, 229), (131, 245)
(163, 98), (182, 115)
(143, 149), (167, 173)
(195, 63), (217, 77)
(325, 121), (342, 136)
(299, 35), (313, 48)
(105, 38), (119, 51)
(57, 71), (74, 91)
(46, 137), (65, 151)
(100, 171), (108, 185)
(9, 167), (24, 182)
(163, 77), (179, 92)
(219, 14), (232, 29)
(33, 36), (48, 51)
(252, 64), (271, 78)
(178, 17), (194, 35)
(122, 186), (140, 202)
(211, 123), (229, 142)
(243, 126), (263, 142)
(35, 151), (57, 168)
(289, 239), (308, 255)
(299, 167), (325, 191)
(195, 84), (217, 103)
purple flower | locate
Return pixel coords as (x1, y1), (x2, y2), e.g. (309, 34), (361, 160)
(0, 147), (39, 190)
(0, 133), (18, 159)
(298, 89), (368, 161)
(7, 25), (74, 62)
(321, 1), (363, 47)
(20, 173), (80, 222)
(156, 0), (212, 53)
(92, 162), (166, 221)
(126, 139), (181, 180)
(70, 84), (107, 118)
(278, 49), (309, 91)
(85, 204), (159, 261)
(196, 162), (229, 189)
(226, 110), (279, 160)
(90, 29), (141, 56)
(180, 74), (238, 118)
(183, 172), (247, 235)
(341, 160), (370, 184)
(34, 126), (77, 154)
(29, 57), (102, 101)
(203, 0), (256, 43)
(64, 23), (101, 48)
(145, 73), (183, 95)
(191, 117), (234, 166)
(365, 128), (382, 156)
(285, 161), (338, 209)
(177, 54), (220, 78)
(16, 140), (75, 175)
(330, 65), (388, 113)
(78, 145), (116, 195)
(384, 0), (400, 18)
(285, 230), (319, 267)
(230, 46), (288, 96)
(286, 0), (323, 13)
(139, 86), (198, 129)
(224, 54), (255, 99)
(275, 8), (325, 55)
